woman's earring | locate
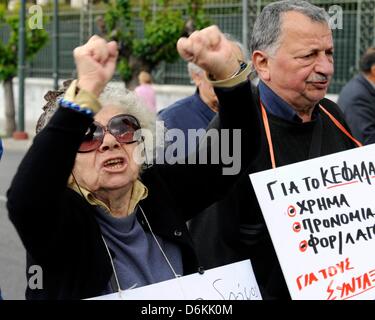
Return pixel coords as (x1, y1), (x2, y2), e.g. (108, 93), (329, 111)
(141, 136), (152, 170)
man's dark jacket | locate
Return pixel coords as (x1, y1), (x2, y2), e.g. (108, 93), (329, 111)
(190, 84), (357, 299)
(338, 74), (375, 145)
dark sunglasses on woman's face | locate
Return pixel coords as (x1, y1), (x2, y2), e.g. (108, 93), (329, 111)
(78, 114), (142, 153)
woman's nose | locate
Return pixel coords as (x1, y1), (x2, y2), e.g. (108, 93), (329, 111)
(98, 131), (120, 152)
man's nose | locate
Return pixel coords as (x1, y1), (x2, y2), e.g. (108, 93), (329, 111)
(314, 53), (334, 77)
(98, 131), (120, 152)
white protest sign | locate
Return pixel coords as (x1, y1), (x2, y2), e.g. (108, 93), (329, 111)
(250, 144), (375, 300)
(88, 259), (262, 300)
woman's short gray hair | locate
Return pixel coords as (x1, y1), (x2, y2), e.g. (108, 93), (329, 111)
(250, 0), (330, 56)
(99, 84), (158, 165)
(36, 82), (160, 166)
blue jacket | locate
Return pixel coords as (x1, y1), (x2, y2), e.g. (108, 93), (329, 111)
(158, 90), (216, 158)
(0, 138), (3, 160)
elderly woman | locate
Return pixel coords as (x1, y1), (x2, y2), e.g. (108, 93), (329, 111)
(7, 33), (257, 299)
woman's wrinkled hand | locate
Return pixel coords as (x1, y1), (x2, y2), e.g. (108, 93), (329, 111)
(73, 35), (118, 97)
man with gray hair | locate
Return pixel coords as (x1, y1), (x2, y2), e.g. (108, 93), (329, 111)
(158, 37), (248, 158)
(158, 61), (219, 157)
(178, 0), (360, 299)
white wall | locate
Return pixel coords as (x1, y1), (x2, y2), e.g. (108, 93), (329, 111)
(70, 0), (93, 8)
(36, 0), (49, 5)
(0, 78), (338, 137)
(0, 78), (195, 136)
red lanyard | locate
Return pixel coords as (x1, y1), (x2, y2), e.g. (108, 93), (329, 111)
(260, 101), (363, 169)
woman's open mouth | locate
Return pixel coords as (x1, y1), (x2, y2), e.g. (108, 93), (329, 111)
(102, 158), (126, 171)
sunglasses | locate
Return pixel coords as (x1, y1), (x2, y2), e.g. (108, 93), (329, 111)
(79, 114), (142, 153)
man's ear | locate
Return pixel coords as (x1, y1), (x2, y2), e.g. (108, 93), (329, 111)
(191, 72), (203, 87)
(252, 50), (271, 81)
(370, 64), (375, 78)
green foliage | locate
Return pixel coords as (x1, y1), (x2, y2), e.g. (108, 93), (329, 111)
(187, 0), (211, 31)
(103, 0), (209, 83)
(117, 59), (132, 81)
(105, 0), (132, 34)
(133, 10), (184, 65)
(0, 5), (49, 82)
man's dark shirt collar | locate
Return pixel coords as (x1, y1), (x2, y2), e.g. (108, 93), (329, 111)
(258, 80), (319, 123)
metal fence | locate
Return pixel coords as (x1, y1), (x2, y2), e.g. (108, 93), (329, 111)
(2, 0), (375, 93)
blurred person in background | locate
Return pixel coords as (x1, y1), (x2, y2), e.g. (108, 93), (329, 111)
(338, 47), (375, 145)
(134, 71), (156, 113)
